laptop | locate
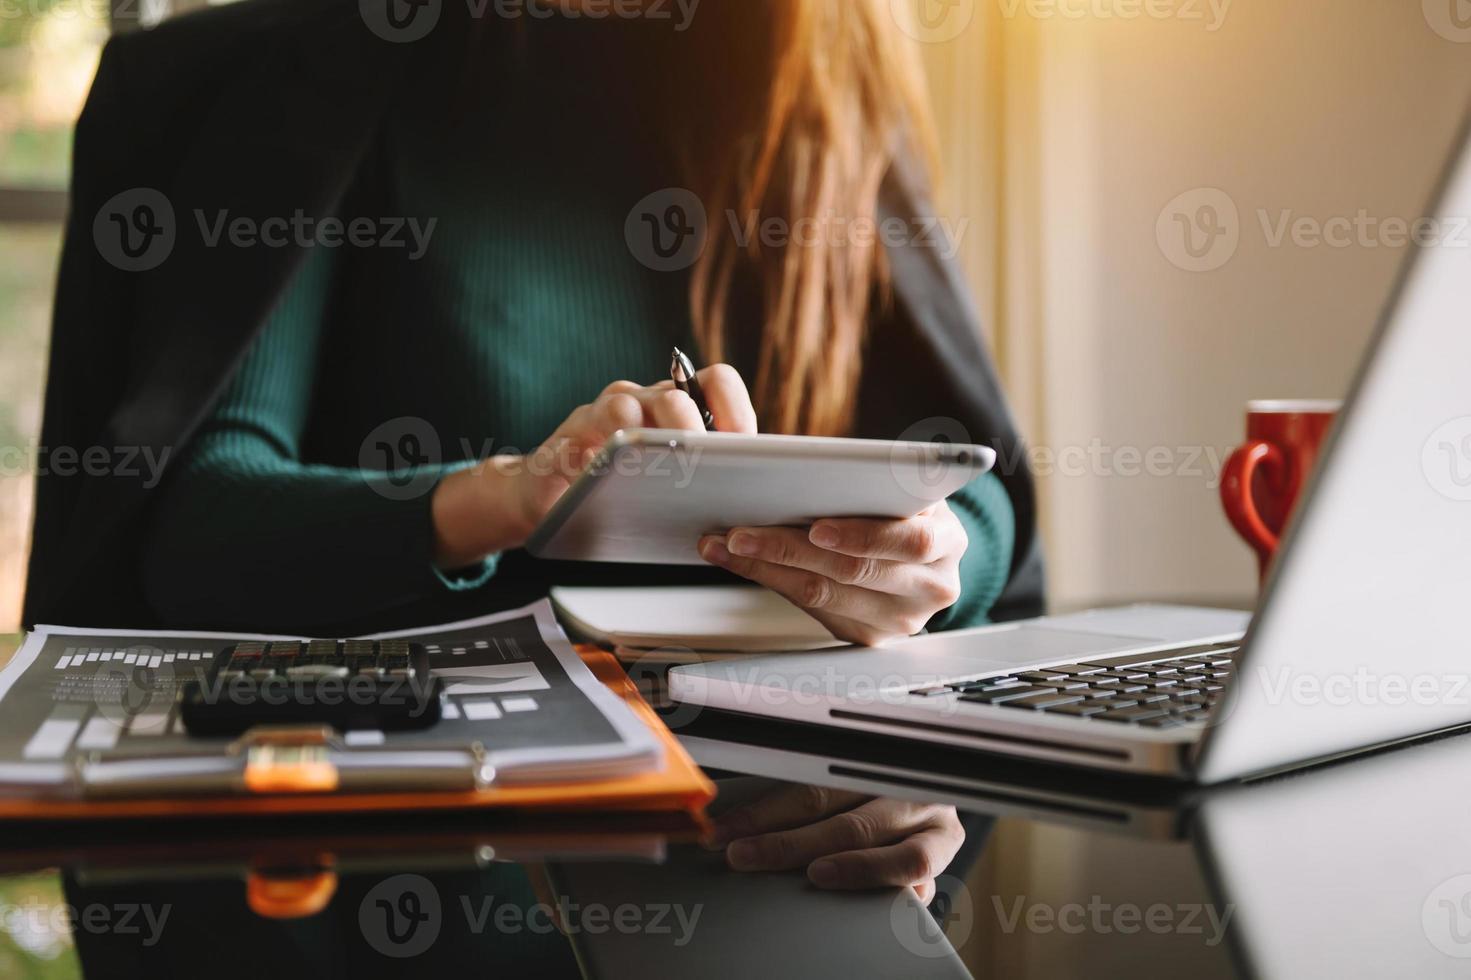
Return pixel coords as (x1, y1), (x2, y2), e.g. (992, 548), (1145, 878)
(669, 109), (1471, 784)
(695, 714), (1471, 977)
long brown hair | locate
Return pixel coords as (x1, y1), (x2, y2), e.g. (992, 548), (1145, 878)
(471, 1), (939, 435)
(679, 0), (940, 436)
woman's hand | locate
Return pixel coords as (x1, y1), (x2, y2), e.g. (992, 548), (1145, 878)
(698, 501), (967, 646)
(709, 785), (966, 903)
(432, 365), (756, 568)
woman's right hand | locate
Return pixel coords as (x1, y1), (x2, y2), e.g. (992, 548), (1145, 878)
(709, 784), (966, 903)
(431, 365), (757, 568)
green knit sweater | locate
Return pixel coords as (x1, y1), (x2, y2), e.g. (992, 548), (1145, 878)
(140, 20), (1014, 635)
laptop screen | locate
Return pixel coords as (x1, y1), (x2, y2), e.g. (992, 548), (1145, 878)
(1198, 110), (1471, 781)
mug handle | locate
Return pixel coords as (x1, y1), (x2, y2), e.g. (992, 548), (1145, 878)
(1220, 440), (1285, 564)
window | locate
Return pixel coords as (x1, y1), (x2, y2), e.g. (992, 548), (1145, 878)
(0, 0), (241, 638)
(0, 2), (107, 637)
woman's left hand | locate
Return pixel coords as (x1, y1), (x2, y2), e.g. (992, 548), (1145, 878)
(698, 501), (967, 646)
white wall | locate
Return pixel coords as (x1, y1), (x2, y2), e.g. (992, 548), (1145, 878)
(921, 0), (1471, 611)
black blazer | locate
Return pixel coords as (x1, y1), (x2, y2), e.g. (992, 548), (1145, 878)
(23, 0), (1044, 629)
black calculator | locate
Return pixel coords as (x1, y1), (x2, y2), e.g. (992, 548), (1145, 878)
(179, 639), (443, 736)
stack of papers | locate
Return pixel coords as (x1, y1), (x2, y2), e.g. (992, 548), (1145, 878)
(0, 600), (664, 801)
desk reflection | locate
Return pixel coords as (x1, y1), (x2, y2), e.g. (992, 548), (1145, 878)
(0, 789), (969, 979)
(6, 725), (1471, 978)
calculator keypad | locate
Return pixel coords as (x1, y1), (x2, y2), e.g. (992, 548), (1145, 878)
(179, 639), (442, 736)
(221, 640), (415, 681)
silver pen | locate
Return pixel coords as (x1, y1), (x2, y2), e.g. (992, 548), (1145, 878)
(670, 347), (717, 431)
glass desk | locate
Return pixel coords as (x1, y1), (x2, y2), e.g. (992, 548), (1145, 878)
(2, 707), (1468, 978)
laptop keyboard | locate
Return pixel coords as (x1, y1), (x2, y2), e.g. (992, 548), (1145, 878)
(910, 643), (1238, 729)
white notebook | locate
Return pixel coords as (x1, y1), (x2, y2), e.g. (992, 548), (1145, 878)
(549, 586), (844, 658)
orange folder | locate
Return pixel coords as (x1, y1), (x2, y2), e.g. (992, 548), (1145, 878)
(0, 648), (715, 822)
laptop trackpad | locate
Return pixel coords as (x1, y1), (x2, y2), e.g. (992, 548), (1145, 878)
(678, 626), (1160, 695)
(669, 605), (1251, 700)
(880, 625), (1159, 679)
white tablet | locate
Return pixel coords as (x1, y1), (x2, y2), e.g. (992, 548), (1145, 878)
(525, 429), (996, 565)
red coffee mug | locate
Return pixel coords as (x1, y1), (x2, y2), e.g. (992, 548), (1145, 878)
(1220, 400), (1340, 582)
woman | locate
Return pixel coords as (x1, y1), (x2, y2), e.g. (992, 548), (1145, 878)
(28, 0), (1039, 900)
